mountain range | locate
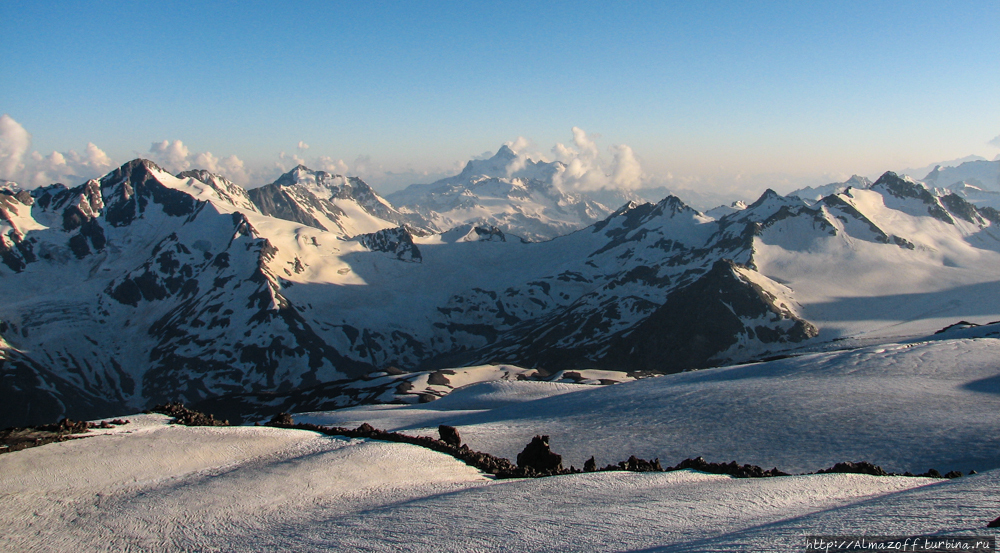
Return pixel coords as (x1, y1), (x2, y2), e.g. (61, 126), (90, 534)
(3, 153), (1000, 427)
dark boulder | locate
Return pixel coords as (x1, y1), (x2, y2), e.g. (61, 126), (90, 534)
(269, 412), (294, 426)
(516, 435), (563, 473)
(584, 456), (597, 472)
(988, 516), (1000, 528)
(438, 425), (461, 447)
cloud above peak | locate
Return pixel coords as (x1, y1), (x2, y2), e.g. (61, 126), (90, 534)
(0, 114), (32, 180)
(549, 127), (646, 191)
(1, 114), (115, 187)
(989, 134), (1000, 149)
(149, 140), (191, 172)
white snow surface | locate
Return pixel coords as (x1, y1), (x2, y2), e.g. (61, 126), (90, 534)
(5, 335), (1000, 551)
(303, 337), (1000, 475)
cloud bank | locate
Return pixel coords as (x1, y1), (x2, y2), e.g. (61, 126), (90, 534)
(503, 127), (648, 191)
(147, 140), (253, 186)
(1, 114), (115, 187)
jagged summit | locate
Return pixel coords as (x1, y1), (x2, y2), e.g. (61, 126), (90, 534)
(6, 154), (1000, 429)
(451, 144), (563, 184)
(386, 146), (618, 241)
(786, 175), (873, 205)
(248, 165), (426, 236)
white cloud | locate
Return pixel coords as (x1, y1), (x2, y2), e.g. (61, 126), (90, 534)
(1, 114), (115, 187)
(0, 114), (32, 180)
(84, 142), (112, 169)
(147, 140), (258, 186)
(297, 141), (310, 151)
(609, 144), (643, 188)
(549, 127), (646, 191)
(149, 140), (191, 172)
(352, 154), (377, 176)
(989, 134), (1000, 149)
(21, 143), (115, 187)
(193, 151), (251, 186)
(571, 126), (599, 161)
(317, 156), (349, 174)
(505, 136), (531, 154)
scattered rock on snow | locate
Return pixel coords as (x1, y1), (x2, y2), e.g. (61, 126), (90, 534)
(816, 461), (889, 477)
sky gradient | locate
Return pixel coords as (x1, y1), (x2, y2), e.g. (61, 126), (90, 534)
(2, 1), (999, 200)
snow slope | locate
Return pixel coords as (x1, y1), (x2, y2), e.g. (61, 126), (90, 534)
(787, 175), (872, 204)
(5, 338), (1000, 552)
(7, 160), (1000, 428)
(302, 336), (1000, 475)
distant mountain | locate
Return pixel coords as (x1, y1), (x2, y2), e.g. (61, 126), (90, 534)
(386, 146), (622, 241)
(5, 159), (1000, 428)
(385, 147), (740, 239)
(898, 155), (990, 182)
(704, 200), (747, 219)
(248, 165), (430, 237)
(786, 175), (872, 204)
(921, 159), (1000, 192)
(941, 182), (1000, 211)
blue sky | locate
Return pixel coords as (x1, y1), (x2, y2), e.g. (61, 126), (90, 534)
(2, 1), (999, 197)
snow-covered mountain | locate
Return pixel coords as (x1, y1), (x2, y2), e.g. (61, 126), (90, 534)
(4, 330), (1000, 551)
(922, 159), (1000, 191)
(248, 165), (430, 237)
(386, 146), (634, 242)
(5, 159), (1000, 428)
(704, 200), (747, 219)
(786, 175), (872, 204)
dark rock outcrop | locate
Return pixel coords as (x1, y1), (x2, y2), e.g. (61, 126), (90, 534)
(815, 461), (889, 477)
(1, 418), (128, 455)
(358, 226), (422, 261)
(148, 402), (229, 426)
(438, 425), (461, 447)
(668, 456), (789, 478)
(516, 435), (563, 474)
(604, 259), (817, 373)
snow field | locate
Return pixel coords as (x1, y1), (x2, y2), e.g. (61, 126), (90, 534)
(2, 414), (982, 552)
(305, 337), (1000, 475)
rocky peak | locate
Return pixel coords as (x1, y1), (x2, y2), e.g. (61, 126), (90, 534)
(100, 159), (198, 227)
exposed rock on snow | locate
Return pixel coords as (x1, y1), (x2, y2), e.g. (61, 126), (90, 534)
(516, 435), (563, 474)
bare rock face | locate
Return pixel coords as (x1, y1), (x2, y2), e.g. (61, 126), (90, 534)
(988, 516), (1000, 528)
(438, 425), (461, 448)
(516, 435), (563, 473)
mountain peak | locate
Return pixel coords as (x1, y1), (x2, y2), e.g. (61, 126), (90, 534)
(872, 171), (922, 189)
(496, 144), (517, 159)
(845, 175), (872, 188)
